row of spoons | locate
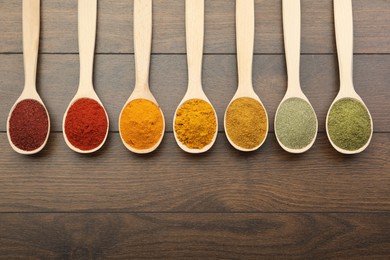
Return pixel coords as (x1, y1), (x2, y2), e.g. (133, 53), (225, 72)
(7, 0), (372, 155)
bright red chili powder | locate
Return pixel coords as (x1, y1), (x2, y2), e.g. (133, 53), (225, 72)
(9, 99), (49, 151)
(64, 98), (108, 151)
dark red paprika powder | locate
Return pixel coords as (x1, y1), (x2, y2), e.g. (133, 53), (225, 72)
(64, 98), (108, 151)
(9, 99), (49, 151)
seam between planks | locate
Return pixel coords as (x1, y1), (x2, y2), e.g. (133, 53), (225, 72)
(0, 211), (388, 214)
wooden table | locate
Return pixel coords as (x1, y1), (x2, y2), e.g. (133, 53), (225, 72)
(0, 0), (389, 258)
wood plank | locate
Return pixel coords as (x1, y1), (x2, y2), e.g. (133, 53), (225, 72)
(0, 0), (389, 54)
(0, 213), (388, 259)
(0, 1), (388, 257)
(0, 133), (388, 212)
(0, 54), (389, 132)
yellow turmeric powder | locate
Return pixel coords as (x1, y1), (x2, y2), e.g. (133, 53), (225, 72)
(119, 99), (164, 150)
(174, 99), (217, 149)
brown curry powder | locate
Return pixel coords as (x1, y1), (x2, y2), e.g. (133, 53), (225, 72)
(120, 99), (164, 150)
(174, 99), (217, 149)
(225, 97), (268, 149)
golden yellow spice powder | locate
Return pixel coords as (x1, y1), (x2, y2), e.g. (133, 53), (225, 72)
(119, 99), (164, 150)
(174, 99), (217, 149)
(225, 97), (268, 149)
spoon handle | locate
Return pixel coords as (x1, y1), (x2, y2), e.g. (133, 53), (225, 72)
(134, 0), (152, 91)
(282, 0), (301, 89)
(23, 0), (40, 91)
(78, 0), (97, 90)
(236, 0), (254, 89)
(185, 0), (204, 90)
(334, 0), (354, 92)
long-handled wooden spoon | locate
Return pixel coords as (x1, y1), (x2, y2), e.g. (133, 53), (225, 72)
(326, 0), (373, 154)
(119, 0), (165, 154)
(224, 0), (268, 152)
(274, 0), (318, 153)
(63, 0), (109, 153)
(7, 0), (50, 155)
(173, 0), (218, 153)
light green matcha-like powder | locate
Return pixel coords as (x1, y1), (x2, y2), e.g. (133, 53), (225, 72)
(327, 98), (371, 151)
(275, 97), (317, 150)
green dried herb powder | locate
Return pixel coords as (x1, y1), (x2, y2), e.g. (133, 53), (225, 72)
(275, 97), (317, 149)
(327, 98), (371, 151)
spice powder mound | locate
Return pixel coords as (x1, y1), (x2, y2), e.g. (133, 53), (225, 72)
(327, 98), (371, 151)
(9, 99), (49, 151)
(275, 97), (317, 150)
(225, 97), (268, 149)
(174, 99), (217, 149)
(120, 99), (164, 150)
(64, 98), (108, 151)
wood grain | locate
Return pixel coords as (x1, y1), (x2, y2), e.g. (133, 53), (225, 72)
(0, 0), (389, 257)
(0, 54), (388, 132)
(0, 213), (388, 259)
(0, 0), (389, 54)
(0, 133), (388, 212)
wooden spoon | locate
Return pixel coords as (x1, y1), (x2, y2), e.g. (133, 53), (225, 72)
(7, 0), (50, 155)
(173, 0), (218, 153)
(326, 0), (373, 154)
(274, 0), (318, 153)
(224, 0), (268, 152)
(119, 0), (165, 154)
(62, 0), (109, 153)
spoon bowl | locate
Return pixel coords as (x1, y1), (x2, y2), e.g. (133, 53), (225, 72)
(224, 92), (268, 152)
(173, 90), (218, 154)
(63, 92), (109, 154)
(326, 92), (373, 154)
(119, 94), (165, 154)
(119, 0), (165, 154)
(275, 91), (318, 154)
(7, 0), (50, 155)
(326, 0), (373, 154)
(7, 94), (50, 155)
